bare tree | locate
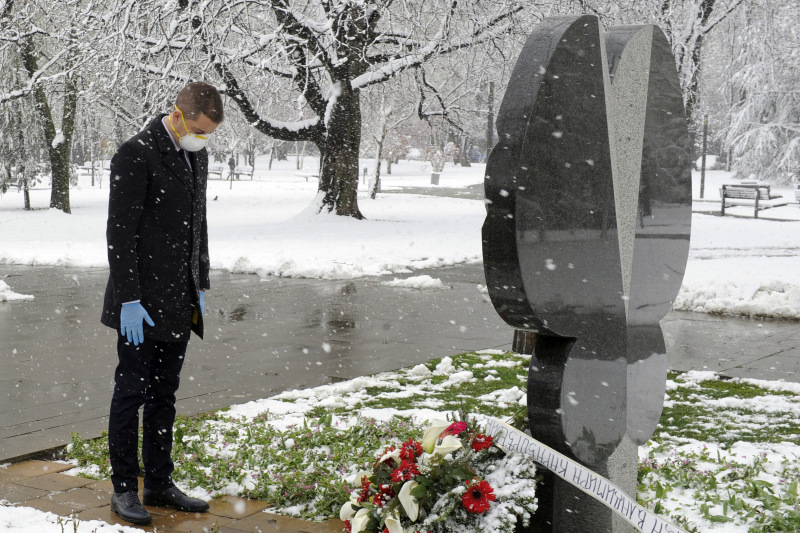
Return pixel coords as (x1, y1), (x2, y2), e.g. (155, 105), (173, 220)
(720, 0), (800, 181)
(568, 0), (745, 124)
(365, 80), (416, 199)
(103, 0), (529, 218)
(1, 0), (101, 213)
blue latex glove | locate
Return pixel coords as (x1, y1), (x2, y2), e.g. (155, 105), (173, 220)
(199, 291), (205, 316)
(120, 302), (155, 346)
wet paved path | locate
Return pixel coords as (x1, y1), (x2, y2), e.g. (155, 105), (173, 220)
(1, 263), (510, 462)
(2, 263), (800, 463)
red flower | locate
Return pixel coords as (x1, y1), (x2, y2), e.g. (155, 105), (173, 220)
(344, 519), (352, 533)
(442, 421), (468, 437)
(471, 433), (494, 452)
(461, 479), (496, 514)
(391, 460), (420, 482)
(372, 483), (396, 507)
(357, 474), (372, 503)
(400, 439), (424, 461)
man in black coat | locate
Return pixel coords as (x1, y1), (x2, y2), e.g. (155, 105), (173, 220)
(100, 82), (223, 525)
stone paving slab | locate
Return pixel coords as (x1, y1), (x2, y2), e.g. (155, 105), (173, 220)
(2, 459), (74, 477)
(0, 483), (50, 504)
(42, 486), (111, 510)
(14, 472), (95, 492)
(208, 495), (270, 519)
(0, 460), (343, 532)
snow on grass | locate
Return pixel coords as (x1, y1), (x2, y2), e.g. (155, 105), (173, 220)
(60, 351), (800, 532)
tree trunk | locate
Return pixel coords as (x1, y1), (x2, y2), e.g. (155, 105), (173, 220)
(460, 135), (472, 167)
(19, 37), (73, 213)
(21, 167), (30, 211)
(268, 144), (275, 170)
(318, 86), (363, 218)
(371, 143), (384, 200)
(51, 73), (78, 211)
(683, 0), (716, 125)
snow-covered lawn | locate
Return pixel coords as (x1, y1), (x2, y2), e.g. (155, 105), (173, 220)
(1, 159), (799, 319)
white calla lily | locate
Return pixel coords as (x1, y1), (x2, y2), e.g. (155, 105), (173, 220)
(378, 447), (402, 464)
(398, 480), (420, 521)
(352, 470), (371, 484)
(339, 492), (359, 521)
(384, 512), (404, 533)
(421, 420), (451, 453)
(433, 434), (463, 457)
(351, 508), (371, 533)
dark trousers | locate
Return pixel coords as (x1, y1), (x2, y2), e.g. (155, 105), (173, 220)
(109, 335), (188, 493)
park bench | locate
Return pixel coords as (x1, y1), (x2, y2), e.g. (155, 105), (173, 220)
(296, 171), (319, 182)
(719, 183), (789, 218)
(208, 163), (225, 179)
(233, 165), (254, 180)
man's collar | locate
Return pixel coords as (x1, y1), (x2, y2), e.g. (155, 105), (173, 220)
(161, 115), (181, 152)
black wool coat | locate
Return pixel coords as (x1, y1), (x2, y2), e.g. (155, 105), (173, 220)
(101, 114), (210, 342)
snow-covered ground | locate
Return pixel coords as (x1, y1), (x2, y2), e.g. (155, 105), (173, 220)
(1, 158), (799, 319)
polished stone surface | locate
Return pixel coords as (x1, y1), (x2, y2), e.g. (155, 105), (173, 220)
(483, 15), (691, 459)
(482, 15), (691, 532)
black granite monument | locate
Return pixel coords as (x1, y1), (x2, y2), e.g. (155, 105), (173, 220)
(482, 15), (691, 533)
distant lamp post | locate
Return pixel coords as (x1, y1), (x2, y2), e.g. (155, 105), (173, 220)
(700, 114), (708, 199)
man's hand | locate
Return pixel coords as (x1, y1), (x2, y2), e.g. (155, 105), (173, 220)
(199, 291), (205, 316)
(120, 302), (155, 346)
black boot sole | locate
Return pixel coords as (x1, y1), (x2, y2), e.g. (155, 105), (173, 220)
(111, 502), (153, 525)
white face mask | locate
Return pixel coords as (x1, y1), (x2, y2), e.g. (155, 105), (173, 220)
(170, 106), (212, 152)
(179, 133), (210, 152)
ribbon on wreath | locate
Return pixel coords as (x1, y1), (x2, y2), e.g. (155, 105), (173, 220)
(485, 417), (688, 533)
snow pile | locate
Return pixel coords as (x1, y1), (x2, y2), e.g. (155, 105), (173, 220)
(0, 280), (33, 302)
(381, 275), (450, 290)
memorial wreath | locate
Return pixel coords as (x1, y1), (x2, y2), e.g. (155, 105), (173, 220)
(339, 417), (538, 533)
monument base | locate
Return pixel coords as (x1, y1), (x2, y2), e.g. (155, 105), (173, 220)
(531, 435), (638, 533)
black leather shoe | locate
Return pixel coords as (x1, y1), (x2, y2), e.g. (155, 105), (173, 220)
(111, 491), (152, 525)
(143, 485), (210, 512)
